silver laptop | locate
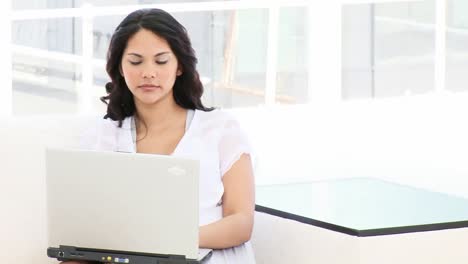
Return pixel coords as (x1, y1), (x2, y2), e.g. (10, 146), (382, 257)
(45, 148), (212, 263)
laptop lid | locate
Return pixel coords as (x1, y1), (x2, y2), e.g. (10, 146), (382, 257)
(46, 148), (200, 260)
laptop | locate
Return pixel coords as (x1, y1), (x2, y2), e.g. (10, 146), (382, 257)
(45, 148), (212, 263)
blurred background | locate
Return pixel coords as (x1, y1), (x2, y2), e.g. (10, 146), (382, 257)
(2, 0), (468, 190)
(7, 0), (466, 115)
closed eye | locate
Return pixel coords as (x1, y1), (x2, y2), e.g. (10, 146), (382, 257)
(129, 61), (141, 65)
(156, 60), (168, 65)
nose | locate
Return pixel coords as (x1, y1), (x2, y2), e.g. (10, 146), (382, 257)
(141, 65), (156, 79)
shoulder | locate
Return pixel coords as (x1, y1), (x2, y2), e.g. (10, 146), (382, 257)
(195, 109), (240, 130)
(84, 116), (129, 134)
(89, 116), (132, 130)
(80, 115), (133, 150)
(194, 109), (249, 145)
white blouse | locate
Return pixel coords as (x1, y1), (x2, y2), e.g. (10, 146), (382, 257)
(80, 109), (256, 264)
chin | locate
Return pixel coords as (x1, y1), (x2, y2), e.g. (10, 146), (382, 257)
(134, 88), (172, 104)
(140, 99), (162, 105)
(136, 94), (170, 106)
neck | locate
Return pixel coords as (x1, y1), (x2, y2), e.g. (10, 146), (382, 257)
(134, 96), (186, 130)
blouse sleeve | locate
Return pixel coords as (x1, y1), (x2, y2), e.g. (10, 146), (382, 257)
(218, 116), (253, 177)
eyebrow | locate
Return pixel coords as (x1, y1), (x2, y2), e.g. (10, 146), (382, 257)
(126, 52), (170, 58)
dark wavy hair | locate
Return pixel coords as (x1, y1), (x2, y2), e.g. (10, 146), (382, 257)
(101, 8), (213, 127)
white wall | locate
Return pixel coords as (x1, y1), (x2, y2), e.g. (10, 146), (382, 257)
(0, 115), (96, 263)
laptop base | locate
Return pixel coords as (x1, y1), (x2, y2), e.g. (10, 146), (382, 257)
(47, 245), (206, 264)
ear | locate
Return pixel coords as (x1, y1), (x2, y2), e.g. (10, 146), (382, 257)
(176, 67), (182, 76)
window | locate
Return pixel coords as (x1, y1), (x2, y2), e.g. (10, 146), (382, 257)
(10, 0), (310, 116)
(12, 17), (82, 115)
(7, 0), (468, 117)
(342, 0), (436, 99)
(446, 0), (468, 92)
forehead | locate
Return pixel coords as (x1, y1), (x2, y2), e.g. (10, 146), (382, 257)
(124, 28), (172, 54)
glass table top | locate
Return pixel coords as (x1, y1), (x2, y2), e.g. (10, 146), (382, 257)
(255, 178), (468, 236)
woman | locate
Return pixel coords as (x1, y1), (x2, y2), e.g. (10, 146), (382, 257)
(64, 8), (256, 264)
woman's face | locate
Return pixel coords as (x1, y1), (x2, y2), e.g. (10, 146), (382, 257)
(120, 28), (181, 107)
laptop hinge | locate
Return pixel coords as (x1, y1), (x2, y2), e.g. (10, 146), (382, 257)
(48, 245), (196, 264)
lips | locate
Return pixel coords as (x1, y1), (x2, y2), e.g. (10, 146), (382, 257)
(138, 84), (161, 91)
